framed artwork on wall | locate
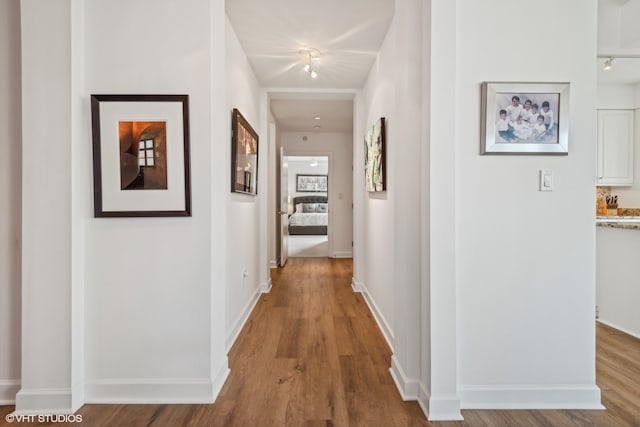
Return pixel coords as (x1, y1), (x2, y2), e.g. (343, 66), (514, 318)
(231, 108), (259, 195)
(90, 94), (191, 217)
(296, 174), (328, 192)
(480, 82), (570, 155)
(364, 117), (386, 192)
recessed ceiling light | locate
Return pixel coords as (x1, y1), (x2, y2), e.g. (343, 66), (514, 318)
(314, 116), (321, 120)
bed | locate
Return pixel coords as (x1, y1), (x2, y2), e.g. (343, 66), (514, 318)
(288, 195), (328, 235)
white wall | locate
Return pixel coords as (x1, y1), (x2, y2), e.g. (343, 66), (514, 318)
(453, 0), (601, 409)
(596, 227), (640, 338)
(225, 17), (264, 350)
(360, 0), (425, 409)
(268, 118), (277, 267)
(84, 0), (226, 402)
(360, 16), (396, 345)
(0, 0), (21, 405)
(17, 0), (87, 413)
(597, 84), (636, 109)
(597, 83), (640, 206)
(279, 132), (353, 257)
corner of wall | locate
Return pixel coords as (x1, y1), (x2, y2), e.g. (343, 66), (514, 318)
(389, 356), (419, 400)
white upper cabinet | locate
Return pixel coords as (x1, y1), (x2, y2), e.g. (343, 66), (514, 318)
(597, 109), (634, 186)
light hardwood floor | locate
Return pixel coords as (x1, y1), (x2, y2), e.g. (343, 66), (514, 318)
(1, 258), (639, 426)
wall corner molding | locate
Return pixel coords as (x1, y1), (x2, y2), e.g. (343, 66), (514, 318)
(417, 382), (431, 420)
(389, 356), (419, 400)
(0, 380), (20, 405)
(428, 393), (464, 421)
(260, 278), (272, 294)
(14, 387), (76, 415)
(211, 359), (230, 400)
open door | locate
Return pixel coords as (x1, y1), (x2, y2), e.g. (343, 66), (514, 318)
(279, 147), (289, 266)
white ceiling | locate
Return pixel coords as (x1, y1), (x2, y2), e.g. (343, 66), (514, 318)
(226, 0), (393, 134)
(270, 98), (353, 132)
(225, 0), (394, 89)
(227, 1), (640, 134)
(597, 0), (640, 85)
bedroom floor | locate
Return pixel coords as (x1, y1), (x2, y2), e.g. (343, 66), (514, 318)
(288, 234), (329, 257)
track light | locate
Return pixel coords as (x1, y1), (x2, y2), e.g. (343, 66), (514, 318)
(604, 57), (613, 71)
(300, 48), (320, 79)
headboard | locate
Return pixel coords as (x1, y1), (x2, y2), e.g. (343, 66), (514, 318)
(293, 195), (327, 205)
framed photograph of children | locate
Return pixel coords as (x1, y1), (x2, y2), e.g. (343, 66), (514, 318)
(480, 82), (570, 155)
(231, 108), (259, 195)
(90, 94), (192, 217)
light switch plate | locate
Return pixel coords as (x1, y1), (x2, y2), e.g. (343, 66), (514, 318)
(540, 170), (553, 192)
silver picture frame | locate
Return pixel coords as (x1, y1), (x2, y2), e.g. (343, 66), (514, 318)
(480, 82), (570, 155)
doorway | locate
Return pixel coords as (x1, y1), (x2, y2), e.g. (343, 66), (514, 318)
(285, 155), (329, 258)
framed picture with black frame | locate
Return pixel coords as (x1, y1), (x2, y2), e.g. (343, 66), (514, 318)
(90, 94), (191, 217)
(231, 108), (259, 195)
(296, 174), (328, 192)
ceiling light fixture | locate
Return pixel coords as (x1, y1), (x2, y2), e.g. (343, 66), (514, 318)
(300, 48), (320, 79)
(309, 158), (318, 167)
(604, 57), (613, 71)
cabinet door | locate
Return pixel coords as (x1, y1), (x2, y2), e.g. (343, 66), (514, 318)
(597, 109), (634, 186)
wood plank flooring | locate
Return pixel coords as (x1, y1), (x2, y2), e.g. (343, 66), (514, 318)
(1, 258), (640, 426)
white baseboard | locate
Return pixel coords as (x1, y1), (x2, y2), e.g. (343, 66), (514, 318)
(353, 280), (394, 351)
(211, 360), (230, 402)
(0, 379), (20, 405)
(597, 318), (640, 340)
(84, 378), (214, 404)
(332, 251), (353, 258)
(226, 284), (264, 351)
(389, 356), (419, 400)
(14, 388), (75, 414)
(428, 393), (464, 420)
(417, 383), (431, 420)
(269, 260), (278, 269)
(459, 384), (604, 410)
(260, 278), (272, 294)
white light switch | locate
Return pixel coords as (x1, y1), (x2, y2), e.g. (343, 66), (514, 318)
(540, 170), (553, 192)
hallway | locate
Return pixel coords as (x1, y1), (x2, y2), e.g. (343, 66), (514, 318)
(217, 258), (426, 425)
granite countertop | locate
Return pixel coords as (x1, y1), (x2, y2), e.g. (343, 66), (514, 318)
(597, 222), (640, 230)
(596, 216), (640, 230)
(596, 208), (640, 230)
